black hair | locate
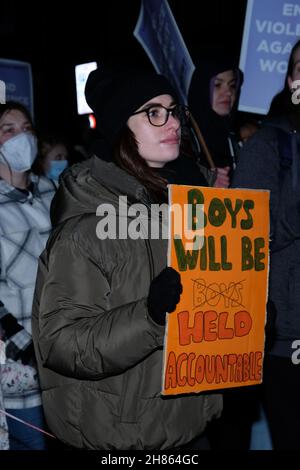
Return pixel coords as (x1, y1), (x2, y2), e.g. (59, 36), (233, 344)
(268, 39), (300, 120)
(32, 133), (70, 176)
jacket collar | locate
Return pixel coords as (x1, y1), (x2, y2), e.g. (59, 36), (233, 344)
(90, 155), (152, 206)
(0, 173), (39, 203)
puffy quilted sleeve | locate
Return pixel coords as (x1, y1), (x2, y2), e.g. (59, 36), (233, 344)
(35, 233), (165, 380)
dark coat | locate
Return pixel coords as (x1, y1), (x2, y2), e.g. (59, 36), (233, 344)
(32, 156), (222, 449)
(232, 117), (300, 357)
(188, 55), (243, 170)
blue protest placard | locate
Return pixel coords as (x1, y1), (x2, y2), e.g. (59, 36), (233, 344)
(134, 0), (195, 104)
(0, 59), (34, 116)
(239, 0), (300, 115)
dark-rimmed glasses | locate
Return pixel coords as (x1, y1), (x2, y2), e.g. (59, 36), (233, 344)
(131, 104), (190, 127)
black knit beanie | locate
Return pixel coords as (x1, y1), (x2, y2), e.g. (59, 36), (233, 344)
(85, 65), (177, 146)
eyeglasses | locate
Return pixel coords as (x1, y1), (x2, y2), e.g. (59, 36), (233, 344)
(131, 104), (190, 127)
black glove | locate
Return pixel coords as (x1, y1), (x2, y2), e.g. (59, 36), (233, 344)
(147, 267), (183, 326)
(0, 313), (23, 339)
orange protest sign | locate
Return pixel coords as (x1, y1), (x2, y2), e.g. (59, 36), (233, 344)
(162, 185), (270, 395)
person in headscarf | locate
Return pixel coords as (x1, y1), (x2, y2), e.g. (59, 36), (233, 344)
(187, 50), (243, 186)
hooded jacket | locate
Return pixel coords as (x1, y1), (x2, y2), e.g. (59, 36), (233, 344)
(232, 116), (300, 358)
(0, 174), (55, 410)
(32, 156), (222, 450)
(188, 54), (243, 169)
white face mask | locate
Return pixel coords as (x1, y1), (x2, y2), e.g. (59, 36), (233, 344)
(0, 132), (37, 173)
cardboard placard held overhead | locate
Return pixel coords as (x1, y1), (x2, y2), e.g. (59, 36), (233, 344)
(162, 185), (270, 396)
(133, 0), (195, 104)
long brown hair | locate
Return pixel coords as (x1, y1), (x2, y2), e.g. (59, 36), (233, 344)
(113, 127), (169, 203)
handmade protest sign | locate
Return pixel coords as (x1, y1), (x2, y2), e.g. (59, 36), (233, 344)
(133, 0), (195, 103)
(162, 185), (270, 395)
(239, 0), (300, 114)
(0, 58), (33, 116)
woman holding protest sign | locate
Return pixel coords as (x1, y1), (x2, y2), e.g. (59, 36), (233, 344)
(232, 39), (300, 450)
(32, 64), (222, 450)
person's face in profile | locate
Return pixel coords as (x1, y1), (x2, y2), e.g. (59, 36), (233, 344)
(127, 94), (181, 168)
(211, 69), (237, 116)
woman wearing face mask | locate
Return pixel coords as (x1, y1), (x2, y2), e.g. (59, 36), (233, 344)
(0, 101), (56, 449)
(32, 134), (69, 187)
(31, 65), (222, 450)
(187, 52), (243, 187)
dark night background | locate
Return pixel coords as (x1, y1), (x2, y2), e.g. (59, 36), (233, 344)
(0, 0), (248, 146)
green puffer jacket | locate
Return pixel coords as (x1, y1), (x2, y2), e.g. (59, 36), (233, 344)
(32, 156), (222, 450)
